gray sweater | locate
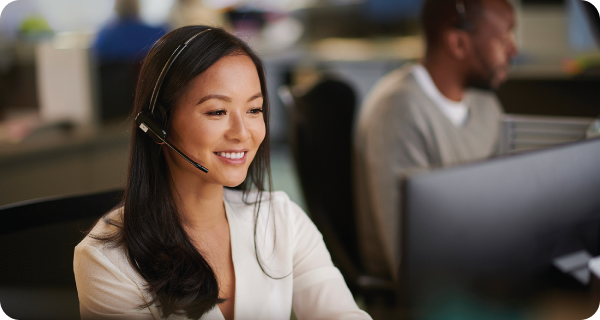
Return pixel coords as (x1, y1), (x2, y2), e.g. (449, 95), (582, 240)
(353, 64), (503, 278)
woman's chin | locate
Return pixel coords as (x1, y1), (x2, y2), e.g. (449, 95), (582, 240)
(222, 176), (248, 188)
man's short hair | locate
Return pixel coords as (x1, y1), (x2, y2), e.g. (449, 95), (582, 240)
(420, 0), (485, 48)
(114, 0), (139, 19)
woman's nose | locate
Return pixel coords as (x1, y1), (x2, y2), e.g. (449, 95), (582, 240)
(225, 112), (251, 142)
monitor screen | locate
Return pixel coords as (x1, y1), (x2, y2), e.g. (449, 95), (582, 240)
(567, 0), (600, 52)
(400, 137), (600, 316)
(582, 0), (600, 46)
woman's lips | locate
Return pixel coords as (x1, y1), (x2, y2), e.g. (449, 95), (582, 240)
(214, 151), (247, 164)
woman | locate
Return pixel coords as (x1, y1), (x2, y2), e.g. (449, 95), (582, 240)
(74, 26), (371, 320)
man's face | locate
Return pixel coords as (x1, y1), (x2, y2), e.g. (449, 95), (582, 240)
(466, 0), (518, 90)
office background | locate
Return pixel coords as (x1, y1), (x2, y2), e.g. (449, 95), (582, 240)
(0, 0), (598, 207)
(0, 0), (599, 319)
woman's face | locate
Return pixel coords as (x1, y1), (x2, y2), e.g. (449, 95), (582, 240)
(165, 54), (265, 187)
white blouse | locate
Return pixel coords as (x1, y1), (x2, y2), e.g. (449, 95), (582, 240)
(73, 189), (371, 320)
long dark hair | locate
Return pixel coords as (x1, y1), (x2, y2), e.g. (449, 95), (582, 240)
(95, 26), (272, 319)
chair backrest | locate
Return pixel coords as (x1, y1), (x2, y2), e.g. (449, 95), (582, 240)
(0, 189), (123, 320)
(287, 77), (364, 285)
(98, 61), (140, 121)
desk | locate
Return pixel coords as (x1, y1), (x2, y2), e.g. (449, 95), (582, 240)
(0, 119), (130, 206)
(405, 275), (599, 320)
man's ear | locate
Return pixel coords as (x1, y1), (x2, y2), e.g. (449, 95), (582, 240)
(444, 29), (472, 60)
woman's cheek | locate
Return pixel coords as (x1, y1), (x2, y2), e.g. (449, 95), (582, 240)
(251, 119), (267, 142)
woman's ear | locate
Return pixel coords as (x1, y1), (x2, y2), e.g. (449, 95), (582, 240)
(444, 29), (472, 60)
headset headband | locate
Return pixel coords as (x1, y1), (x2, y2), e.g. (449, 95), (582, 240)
(149, 29), (211, 115)
(455, 0), (471, 30)
(135, 28), (212, 173)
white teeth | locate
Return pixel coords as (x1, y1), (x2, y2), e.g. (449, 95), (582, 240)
(218, 152), (244, 159)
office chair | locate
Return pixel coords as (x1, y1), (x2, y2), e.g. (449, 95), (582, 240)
(0, 189), (124, 320)
(98, 61), (140, 121)
(284, 76), (395, 299)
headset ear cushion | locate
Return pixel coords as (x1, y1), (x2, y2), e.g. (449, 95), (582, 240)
(135, 111), (168, 143)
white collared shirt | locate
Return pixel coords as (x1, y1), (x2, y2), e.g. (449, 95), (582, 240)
(74, 189), (371, 320)
(412, 64), (469, 127)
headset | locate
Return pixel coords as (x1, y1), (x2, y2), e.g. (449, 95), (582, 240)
(455, 0), (474, 31)
(135, 29), (210, 173)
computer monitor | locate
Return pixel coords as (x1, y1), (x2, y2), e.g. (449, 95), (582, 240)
(581, 0), (600, 46)
(400, 137), (600, 317)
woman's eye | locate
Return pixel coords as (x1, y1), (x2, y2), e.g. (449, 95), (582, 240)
(249, 108), (263, 114)
(207, 110), (226, 116)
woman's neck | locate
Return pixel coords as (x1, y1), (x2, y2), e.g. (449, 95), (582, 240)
(170, 172), (227, 232)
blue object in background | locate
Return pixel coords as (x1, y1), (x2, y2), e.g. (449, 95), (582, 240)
(93, 17), (167, 62)
(567, 0), (598, 52)
(364, 0), (424, 23)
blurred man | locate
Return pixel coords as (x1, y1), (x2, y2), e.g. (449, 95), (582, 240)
(354, 0), (518, 278)
(93, 0), (166, 62)
(93, 0), (167, 120)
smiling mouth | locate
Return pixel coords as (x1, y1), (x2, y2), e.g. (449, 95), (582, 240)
(215, 151), (247, 160)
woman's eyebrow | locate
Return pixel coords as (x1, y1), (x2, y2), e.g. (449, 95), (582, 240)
(197, 94), (232, 105)
(247, 92), (263, 102)
(197, 93), (263, 105)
